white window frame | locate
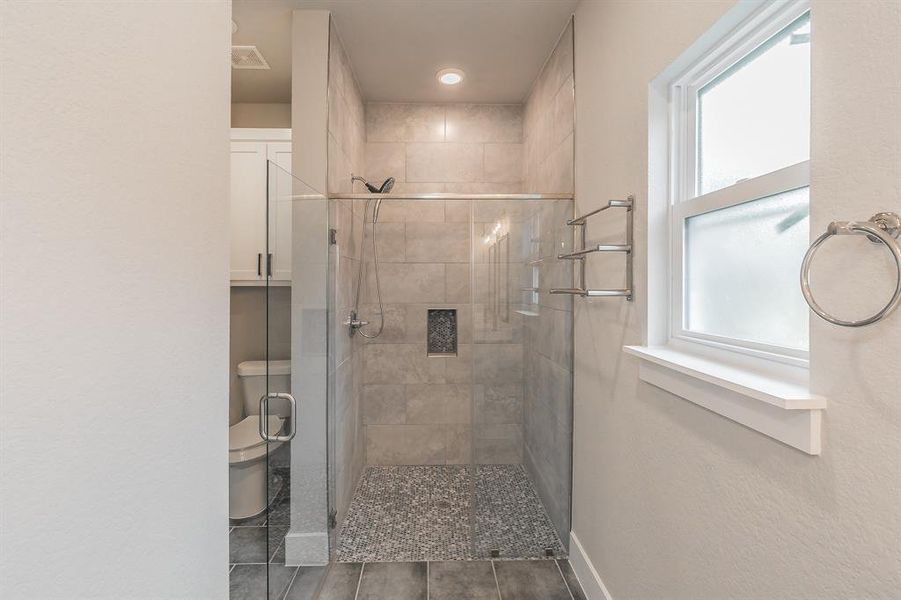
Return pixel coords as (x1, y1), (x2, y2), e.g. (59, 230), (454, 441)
(627, 0), (825, 455)
(670, 0), (811, 367)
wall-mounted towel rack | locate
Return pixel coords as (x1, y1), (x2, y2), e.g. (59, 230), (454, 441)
(801, 211), (901, 327)
(552, 195), (634, 300)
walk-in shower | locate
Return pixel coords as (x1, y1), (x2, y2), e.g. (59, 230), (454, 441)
(328, 193), (576, 561)
(243, 14), (578, 587)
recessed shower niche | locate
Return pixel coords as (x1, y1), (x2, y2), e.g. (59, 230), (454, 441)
(427, 309), (458, 356)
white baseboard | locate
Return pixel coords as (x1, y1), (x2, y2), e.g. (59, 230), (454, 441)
(569, 531), (613, 600)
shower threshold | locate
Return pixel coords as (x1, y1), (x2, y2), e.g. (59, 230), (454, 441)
(336, 465), (566, 562)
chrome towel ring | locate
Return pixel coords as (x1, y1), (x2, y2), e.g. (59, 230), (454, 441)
(800, 212), (901, 327)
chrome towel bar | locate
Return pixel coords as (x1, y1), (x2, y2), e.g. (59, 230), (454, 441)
(552, 195), (634, 300)
(800, 211), (901, 327)
(567, 199), (632, 225)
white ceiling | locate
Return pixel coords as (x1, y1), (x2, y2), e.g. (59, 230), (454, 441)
(231, 0), (578, 104)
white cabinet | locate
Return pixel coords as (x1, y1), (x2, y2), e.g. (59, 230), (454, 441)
(230, 129), (291, 284)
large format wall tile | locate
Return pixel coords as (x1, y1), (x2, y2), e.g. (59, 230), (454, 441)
(474, 383), (523, 425)
(484, 144), (524, 183)
(445, 425), (473, 464)
(473, 344), (523, 384)
(363, 343), (445, 384)
(406, 384), (472, 424)
(362, 103), (522, 194)
(405, 143), (483, 183)
(405, 222), (470, 263)
(366, 103), (445, 142)
(523, 20), (574, 195)
(363, 384), (406, 425)
(445, 264), (471, 304)
(366, 424), (446, 464)
(365, 142), (405, 182)
(369, 263), (446, 304)
(445, 104), (523, 143)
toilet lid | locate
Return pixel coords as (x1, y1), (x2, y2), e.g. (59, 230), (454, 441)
(229, 415), (283, 451)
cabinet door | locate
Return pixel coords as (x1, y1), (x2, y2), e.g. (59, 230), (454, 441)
(266, 142), (293, 282)
(230, 142), (267, 281)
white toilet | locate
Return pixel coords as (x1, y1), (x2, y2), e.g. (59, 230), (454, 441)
(229, 359), (291, 520)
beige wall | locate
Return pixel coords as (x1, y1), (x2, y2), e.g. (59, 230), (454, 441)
(523, 20), (575, 194)
(364, 103), (524, 194)
(231, 102), (291, 128)
(571, 1), (901, 598)
(0, 1), (230, 596)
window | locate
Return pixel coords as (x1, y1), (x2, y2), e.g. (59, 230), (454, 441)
(627, 0), (823, 455)
(671, 5), (811, 364)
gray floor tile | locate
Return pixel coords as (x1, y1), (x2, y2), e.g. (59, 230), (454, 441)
(429, 561), (499, 600)
(357, 562), (427, 600)
(270, 541), (285, 565)
(268, 492), (291, 526)
(283, 566), (327, 600)
(229, 564), (297, 600)
(493, 560), (572, 600)
(230, 526), (287, 564)
(318, 562), (363, 600)
(557, 560), (587, 600)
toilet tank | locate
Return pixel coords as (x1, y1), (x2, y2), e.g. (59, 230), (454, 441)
(237, 360), (291, 417)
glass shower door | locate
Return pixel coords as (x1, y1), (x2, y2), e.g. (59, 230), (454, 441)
(262, 158), (328, 598)
(469, 197), (575, 559)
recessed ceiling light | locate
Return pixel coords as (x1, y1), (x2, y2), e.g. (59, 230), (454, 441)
(437, 68), (464, 86)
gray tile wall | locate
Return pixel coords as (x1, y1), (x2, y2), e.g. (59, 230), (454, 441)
(358, 198), (481, 466)
(520, 19), (577, 546)
(521, 200), (574, 545)
(523, 20), (574, 194)
(358, 103), (528, 467)
(327, 21), (366, 524)
(365, 103), (524, 194)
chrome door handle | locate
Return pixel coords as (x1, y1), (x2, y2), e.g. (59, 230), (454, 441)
(258, 392), (298, 442)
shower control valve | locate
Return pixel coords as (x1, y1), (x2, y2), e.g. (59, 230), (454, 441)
(345, 311), (369, 335)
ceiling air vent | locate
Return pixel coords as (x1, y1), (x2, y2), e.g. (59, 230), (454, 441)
(231, 45), (270, 70)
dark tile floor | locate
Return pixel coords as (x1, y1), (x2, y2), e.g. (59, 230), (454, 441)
(315, 559), (587, 600)
(231, 466), (310, 600)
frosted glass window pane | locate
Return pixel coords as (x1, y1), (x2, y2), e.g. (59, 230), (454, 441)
(684, 187), (809, 350)
(698, 13), (810, 195)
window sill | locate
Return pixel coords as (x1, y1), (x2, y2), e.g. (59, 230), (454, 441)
(623, 345), (825, 454)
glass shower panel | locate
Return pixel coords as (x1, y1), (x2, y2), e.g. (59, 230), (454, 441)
(470, 197), (574, 560)
(265, 159), (328, 597)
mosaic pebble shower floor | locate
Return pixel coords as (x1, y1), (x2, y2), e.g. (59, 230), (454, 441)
(336, 465), (566, 562)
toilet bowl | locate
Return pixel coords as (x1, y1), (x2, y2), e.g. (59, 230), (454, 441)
(229, 359), (291, 520)
(229, 414), (283, 519)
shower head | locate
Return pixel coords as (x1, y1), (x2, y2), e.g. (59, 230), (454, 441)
(352, 174), (395, 194)
(379, 177), (396, 194)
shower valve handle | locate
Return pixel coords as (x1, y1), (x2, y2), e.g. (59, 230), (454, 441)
(345, 312), (369, 332)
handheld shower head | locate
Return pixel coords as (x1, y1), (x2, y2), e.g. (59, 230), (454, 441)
(352, 174), (395, 194)
(372, 198), (384, 223)
(378, 177), (395, 194)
